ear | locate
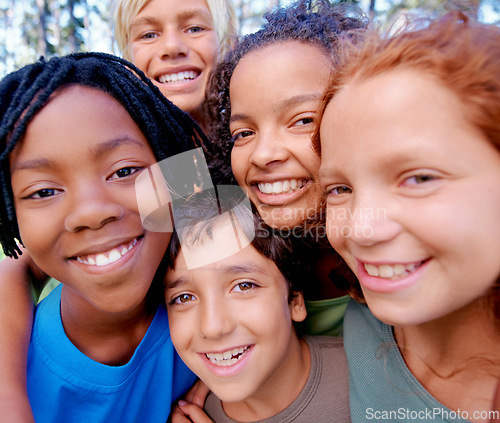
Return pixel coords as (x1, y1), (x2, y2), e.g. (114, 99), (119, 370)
(290, 292), (307, 323)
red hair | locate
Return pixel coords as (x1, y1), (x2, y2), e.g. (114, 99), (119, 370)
(315, 11), (500, 153)
(314, 12), (500, 309)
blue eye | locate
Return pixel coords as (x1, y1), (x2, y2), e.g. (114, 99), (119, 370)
(187, 26), (205, 34)
(140, 32), (157, 40)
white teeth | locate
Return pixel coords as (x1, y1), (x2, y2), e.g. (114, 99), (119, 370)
(258, 179), (306, 195)
(159, 71), (198, 84)
(379, 265), (394, 278)
(95, 254), (108, 267)
(75, 238), (138, 267)
(205, 346), (250, 367)
(364, 262), (422, 280)
(272, 181), (282, 193)
(108, 249), (122, 264)
(364, 264), (379, 277)
(393, 264), (406, 276)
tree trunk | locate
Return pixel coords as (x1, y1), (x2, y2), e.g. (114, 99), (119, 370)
(35, 0), (49, 57)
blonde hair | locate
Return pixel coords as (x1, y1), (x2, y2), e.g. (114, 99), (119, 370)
(113, 0), (238, 61)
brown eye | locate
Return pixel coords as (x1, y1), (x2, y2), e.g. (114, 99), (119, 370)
(233, 281), (257, 292)
(172, 293), (195, 304)
(329, 186), (352, 195)
(403, 174), (438, 186)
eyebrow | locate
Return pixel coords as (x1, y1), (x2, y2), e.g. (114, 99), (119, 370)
(229, 93), (322, 123)
(218, 262), (266, 277)
(165, 261), (266, 291)
(130, 8), (211, 30)
(90, 136), (147, 157)
(11, 136), (147, 174)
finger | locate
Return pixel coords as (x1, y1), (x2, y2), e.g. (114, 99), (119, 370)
(178, 401), (214, 423)
(183, 380), (200, 404)
(190, 381), (211, 409)
(169, 405), (192, 423)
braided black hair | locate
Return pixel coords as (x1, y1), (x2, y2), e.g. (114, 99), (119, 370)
(205, 0), (368, 181)
(0, 52), (210, 258)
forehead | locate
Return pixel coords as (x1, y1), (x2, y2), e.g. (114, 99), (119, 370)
(319, 69), (488, 174)
(232, 41), (331, 86)
(134, 0), (211, 21)
(18, 85), (151, 155)
(230, 41), (332, 115)
(175, 214), (253, 270)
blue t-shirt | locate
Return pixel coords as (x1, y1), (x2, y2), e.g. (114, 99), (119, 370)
(344, 299), (470, 423)
(28, 284), (196, 423)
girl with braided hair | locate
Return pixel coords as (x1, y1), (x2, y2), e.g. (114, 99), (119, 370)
(0, 52), (209, 422)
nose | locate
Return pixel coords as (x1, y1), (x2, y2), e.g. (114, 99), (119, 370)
(64, 183), (124, 232)
(331, 192), (401, 247)
(198, 298), (236, 340)
(160, 29), (189, 59)
(249, 131), (289, 169)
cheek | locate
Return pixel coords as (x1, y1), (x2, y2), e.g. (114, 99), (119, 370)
(167, 311), (189, 351)
(325, 207), (346, 249)
(130, 45), (149, 70)
(230, 149), (249, 187)
(201, 35), (220, 67)
(15, 207), (56, 253)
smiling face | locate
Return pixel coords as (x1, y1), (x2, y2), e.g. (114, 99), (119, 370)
(10, 86), (171, 315)
(230, 41), (331, 229)
(129, 0), (219, 118)
(319, 69), (500, 327)
(165, 221), (307, 407)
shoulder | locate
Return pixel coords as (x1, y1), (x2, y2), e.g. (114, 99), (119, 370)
(292, 336), (350, 422)
(306, 335), (348, 374)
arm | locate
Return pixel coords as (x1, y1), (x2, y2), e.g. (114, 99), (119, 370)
(0, 251), (48, 423)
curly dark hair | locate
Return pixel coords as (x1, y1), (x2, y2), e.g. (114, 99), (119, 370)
(205, 0), (367, 182)
(0, 52), (210, 258)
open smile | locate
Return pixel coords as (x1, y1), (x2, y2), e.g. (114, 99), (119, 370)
(363, 260), (428, 281)
(157, 70), (200, 85)
(73, 237), (141, 267)
(205, 345), (252, 367)
(256, 178), (308, 195)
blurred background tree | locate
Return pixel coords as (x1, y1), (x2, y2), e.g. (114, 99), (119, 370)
(0, 0), (498, 77)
